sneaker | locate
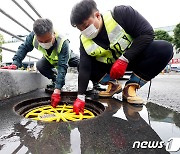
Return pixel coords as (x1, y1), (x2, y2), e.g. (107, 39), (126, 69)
(99, 81), (122, 97)
(46, 82), (55, 89)
(122, 83), (144, 104)
(93, 82), (106, 91)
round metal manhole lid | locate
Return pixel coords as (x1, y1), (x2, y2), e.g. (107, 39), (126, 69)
(14, 96), (105, 122)
(24, 104), (95, 122)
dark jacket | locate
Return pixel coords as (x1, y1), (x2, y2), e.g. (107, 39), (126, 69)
(78, 5), (154, 94)
(12, 32), (69, 89)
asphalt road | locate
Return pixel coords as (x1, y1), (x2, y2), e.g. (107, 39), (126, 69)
(139, 74), (180, 112)
(63, 73), (180, 112)
(0, 73), (179, 154)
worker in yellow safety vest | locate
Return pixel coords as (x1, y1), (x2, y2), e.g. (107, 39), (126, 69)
(1, 18), (79, 108)
(70, 0), (173, 114)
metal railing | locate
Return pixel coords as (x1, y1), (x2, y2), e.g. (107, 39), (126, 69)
(24, 0), (42, 18)
(0, 46), (39, 60)
(0, 8), (31, 32)
(12, 0), (35, 22)
(0, 27), (25, 42)
(0, 0), (42, 64)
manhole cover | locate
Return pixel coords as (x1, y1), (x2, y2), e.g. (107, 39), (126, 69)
(24, 104), (95, 122)
(14, 93), (105, 122)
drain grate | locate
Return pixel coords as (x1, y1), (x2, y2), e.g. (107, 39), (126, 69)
(24, 104), (95, 122)
(14, 94), (105, 122)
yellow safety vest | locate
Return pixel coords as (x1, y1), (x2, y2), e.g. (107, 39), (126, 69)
(33, 33), (65, 66)
(81, 11), (133, 64)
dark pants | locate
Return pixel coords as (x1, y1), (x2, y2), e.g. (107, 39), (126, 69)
(36, 53), (79, 81)
(90, 40), (173, 82)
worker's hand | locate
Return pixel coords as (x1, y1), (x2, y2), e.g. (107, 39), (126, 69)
(51, 93), (61, 108)
(73, 98), (85, 115)
(1, 64), (17, 70)
(110, 58), (128, 79)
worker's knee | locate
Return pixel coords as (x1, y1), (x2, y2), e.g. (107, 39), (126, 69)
(36, 60), (43, 71)
(152, 40), (173, 60)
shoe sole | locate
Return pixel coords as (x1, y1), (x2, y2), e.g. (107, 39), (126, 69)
(122, 96), (145, 104)
(45, 88), (54, 94)
(99, 87), (122, 98)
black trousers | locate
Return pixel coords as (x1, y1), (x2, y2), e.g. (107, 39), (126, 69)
(36, 53), (79, 80)
(90, 40), (173, 82)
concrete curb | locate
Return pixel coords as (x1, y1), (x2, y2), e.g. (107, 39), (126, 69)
(0, 70), (50, 100)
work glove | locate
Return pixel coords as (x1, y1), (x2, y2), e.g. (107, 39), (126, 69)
(110, 56), (128, 79)
(1, 64), (17, 70)
(73, 95), (85, 115)
(51, 93), (61, 108)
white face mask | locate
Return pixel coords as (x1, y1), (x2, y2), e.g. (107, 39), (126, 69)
(81, 24), (99, 39)
(39, 41), (53, 50)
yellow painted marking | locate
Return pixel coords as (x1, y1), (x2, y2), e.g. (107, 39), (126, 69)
(25, 104), (95, 122)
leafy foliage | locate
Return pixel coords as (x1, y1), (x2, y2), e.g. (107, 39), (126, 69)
(154, 30), (173, 43)
(173, 23), (180, 50)
(0, 34), (4, 62)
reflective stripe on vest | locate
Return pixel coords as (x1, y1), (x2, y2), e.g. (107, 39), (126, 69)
(33, 33), (65, 66)
(81, 11), (133, 64)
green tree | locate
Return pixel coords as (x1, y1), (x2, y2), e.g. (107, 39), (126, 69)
(173, 23), (180, 50)
(0, 33), (4, 62)
(154, 30), (173, 43)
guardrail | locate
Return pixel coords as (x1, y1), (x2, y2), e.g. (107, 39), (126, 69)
(0, 0), (42, 64)
(0, 46), (39, 60)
